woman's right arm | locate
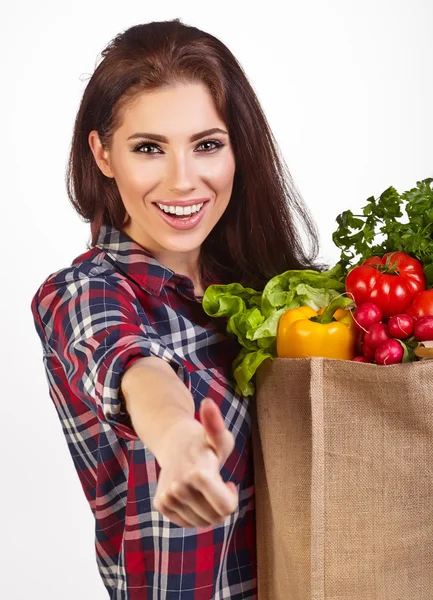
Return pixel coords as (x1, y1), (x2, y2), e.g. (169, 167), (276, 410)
(120, 357), (239, 528)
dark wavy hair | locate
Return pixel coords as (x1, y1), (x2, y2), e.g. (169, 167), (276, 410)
(67, 18), (323, 290)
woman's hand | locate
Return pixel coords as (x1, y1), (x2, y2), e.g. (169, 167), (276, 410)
(153, 398), (238, 528)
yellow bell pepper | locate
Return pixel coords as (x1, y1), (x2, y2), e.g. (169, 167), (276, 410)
(277, 298), (357, 360)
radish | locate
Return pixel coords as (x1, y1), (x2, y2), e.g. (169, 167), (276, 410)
(363, 322), (391, 351)
(353, 302), (383, 332)
(413, 316), (433, 341)
(361, 343), (376, 362)
(387, 314), (414, 339)
(352, 356), (370, 363)
(375, 339), (404, 365)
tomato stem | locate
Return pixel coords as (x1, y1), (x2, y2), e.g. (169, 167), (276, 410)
(373, 254), (401, 276)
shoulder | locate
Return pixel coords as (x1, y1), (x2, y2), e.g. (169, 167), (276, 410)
(34, 247), (134, 296)
(30, 247), (139, 322)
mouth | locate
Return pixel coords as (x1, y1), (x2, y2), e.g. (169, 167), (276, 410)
(152, 200), (210, 231)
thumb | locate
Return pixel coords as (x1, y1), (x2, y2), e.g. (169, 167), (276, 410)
(200, 398), (235, 463)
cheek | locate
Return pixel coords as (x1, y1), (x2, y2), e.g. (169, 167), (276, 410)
(208, 155), (236, 189)
(114, 157), (157, 194)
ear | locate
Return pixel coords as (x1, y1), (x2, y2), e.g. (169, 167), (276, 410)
(88, 130), (115, 178)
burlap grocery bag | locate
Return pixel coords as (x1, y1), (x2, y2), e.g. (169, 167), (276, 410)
(251, 356), (433, 600)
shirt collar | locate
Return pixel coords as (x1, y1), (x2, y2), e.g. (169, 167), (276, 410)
(93, 224), (216, 296)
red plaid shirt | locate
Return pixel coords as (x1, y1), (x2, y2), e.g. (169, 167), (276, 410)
(30, 224), (257, 599)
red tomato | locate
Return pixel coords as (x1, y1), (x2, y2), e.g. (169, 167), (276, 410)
(405, 289), (433, 320)
(345, 252), (426, 318)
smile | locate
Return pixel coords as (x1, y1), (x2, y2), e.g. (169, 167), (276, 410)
(156, 202), (205, 217)
(152, 200), (209, 231)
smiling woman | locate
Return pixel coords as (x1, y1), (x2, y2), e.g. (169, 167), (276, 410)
(31, 17), (322, 600)
(86, 83), (237, 293)
(67, 19), (321, 292)
(89, 83), (235, 290)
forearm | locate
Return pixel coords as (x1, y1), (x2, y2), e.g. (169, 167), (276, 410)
(120, 357), (197, 461)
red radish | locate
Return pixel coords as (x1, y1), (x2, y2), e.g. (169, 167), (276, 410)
(361, 343), (376, 362)
(353, 302), (383, 331)
(363, 322), (391, 350)
(387, 314), (414, 339)
(352, 356), (370, 363)
(413, 316), (433, 341)
(375, 339), (404, 365)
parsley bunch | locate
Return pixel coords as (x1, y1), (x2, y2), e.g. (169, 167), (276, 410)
(332, 178), (433, 286)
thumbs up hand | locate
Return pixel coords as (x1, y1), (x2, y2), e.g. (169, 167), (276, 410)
(153, 398), (238, 528)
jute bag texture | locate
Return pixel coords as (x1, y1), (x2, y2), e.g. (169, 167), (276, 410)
(251, 357), (433, 600)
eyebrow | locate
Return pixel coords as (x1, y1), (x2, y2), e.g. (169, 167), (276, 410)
(127, 127), (229, 143)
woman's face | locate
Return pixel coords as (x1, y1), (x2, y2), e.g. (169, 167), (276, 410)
(89, 82), (236, 274)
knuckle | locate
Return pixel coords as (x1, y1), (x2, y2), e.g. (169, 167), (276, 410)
(153, 492), (165, 511)
(171, 481), (189, 501)
(160, 489), (178, 508)
(189, 469), (208, 487)
(170, 481), (181, 496)
(164, 492), (177, 506)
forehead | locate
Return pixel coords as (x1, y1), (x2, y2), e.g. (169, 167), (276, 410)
(117, 83), (224, 136)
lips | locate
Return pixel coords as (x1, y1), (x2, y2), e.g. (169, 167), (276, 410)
(153, 200), (209, 231)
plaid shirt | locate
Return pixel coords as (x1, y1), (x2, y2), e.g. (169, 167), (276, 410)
(30, 224), (257, 600)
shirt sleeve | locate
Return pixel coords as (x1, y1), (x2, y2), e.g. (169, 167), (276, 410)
(31, 271), (190, 441)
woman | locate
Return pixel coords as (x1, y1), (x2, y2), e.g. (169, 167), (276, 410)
(30, 18), (320, 600)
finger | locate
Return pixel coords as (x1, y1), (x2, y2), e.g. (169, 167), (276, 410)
(200, 399), (235, 463)
(172, 482), (226, 526)
(161, 507), (196, 529)
(226, 481), (237, 495)
(200, 398), (225, 438)
(154, 494), (194, 527)
(163, 493), (212, 529)
(206, 428), (235, 465)
(189, 469), (239, 517)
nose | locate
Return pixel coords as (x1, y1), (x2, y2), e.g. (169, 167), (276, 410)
(167, 150), (197, 194)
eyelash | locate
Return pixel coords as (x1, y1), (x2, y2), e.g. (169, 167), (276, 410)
(131, 139), (225, 155)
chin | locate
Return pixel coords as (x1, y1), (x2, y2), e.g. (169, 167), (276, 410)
(162, 235), (204, 254)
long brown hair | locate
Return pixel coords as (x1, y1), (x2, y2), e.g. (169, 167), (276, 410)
(67, 18), (323, 290)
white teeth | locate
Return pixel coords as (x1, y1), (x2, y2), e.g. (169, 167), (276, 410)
(156, 202), (204, 216)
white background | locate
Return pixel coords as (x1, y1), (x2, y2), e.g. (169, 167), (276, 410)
(2, 1), (432, 598)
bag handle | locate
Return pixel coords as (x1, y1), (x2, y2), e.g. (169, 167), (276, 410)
(415, 343), (433, 359)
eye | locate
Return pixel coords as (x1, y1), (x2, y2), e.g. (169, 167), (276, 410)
(131, 139), (225, 155)
(195, 139), (225, 153)
(132, 142), (160, 154)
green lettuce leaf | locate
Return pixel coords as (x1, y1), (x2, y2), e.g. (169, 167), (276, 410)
(260, 266), (345, 318)
(202, 266), (344, 396)
(233, 347), (275, 397)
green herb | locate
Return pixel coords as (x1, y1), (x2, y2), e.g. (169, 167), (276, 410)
(332, 178), (433, 286)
